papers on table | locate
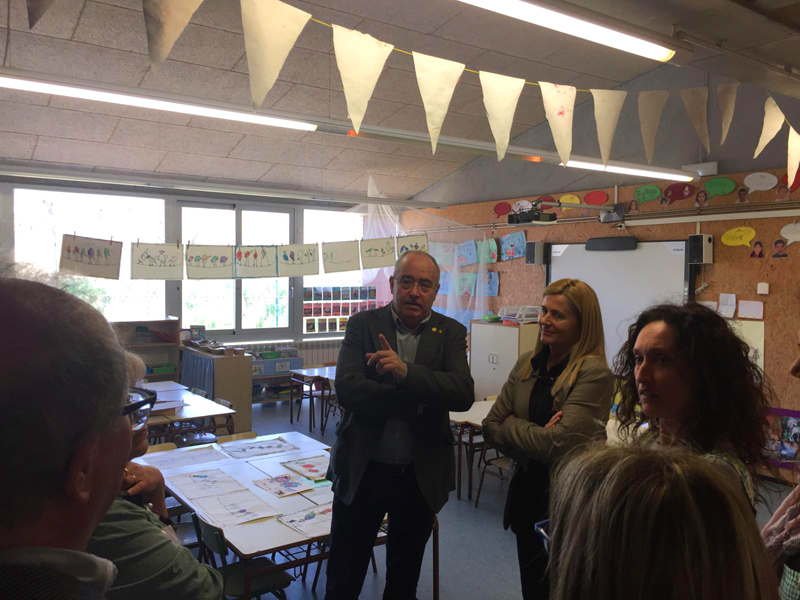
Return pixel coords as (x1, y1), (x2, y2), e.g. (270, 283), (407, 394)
(152, 401), (188, 412)
(194, 489), (278, 526)
(278, 502), (334, 538)
(143, 446), (229, 470)
(167, 469), (245, 499)
(221, 437), (299, 459)
(254, 473), (316, 498)
(718, 293), (736, 319)
(281, 455), (329, 481)
(142, 381), (188, 392)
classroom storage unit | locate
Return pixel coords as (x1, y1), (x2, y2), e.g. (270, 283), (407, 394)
(470, 321), (539, 403)
(113, 318), (181, 383)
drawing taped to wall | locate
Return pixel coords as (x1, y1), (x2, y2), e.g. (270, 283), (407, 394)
(60, 234), (123, 279)
(235, 246), (278, 278)
(278, 244), (319, 276)
(131, 243), (183, 280)
(499, 231), (526, 261)
(186, 245), (235, 279)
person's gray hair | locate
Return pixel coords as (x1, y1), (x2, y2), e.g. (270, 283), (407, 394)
(0, 265), (128, 525)
(393, 250), (440, 282)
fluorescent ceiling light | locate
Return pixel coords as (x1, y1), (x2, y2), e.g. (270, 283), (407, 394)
(562, 160), (695, 182)
(0, 75), (317, 132)
(457, 0), (677, 62)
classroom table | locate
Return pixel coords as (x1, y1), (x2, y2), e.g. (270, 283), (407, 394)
(137, 432), (439, 600)
(450, 400), (496, 500)
(151, 389), (236, 442)
(142, 381), (189, 393)
(289, 366), (336, 433)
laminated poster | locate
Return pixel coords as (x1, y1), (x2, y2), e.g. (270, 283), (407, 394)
(60, 235), (123, 280)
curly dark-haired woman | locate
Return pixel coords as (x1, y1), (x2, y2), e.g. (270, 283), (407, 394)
(614, 302), (772, 509)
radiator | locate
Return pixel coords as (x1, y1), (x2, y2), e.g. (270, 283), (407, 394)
(235, 339), (341, 368)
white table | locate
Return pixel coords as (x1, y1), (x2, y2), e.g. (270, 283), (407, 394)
(450, 400), (496, 500)
(151, 390), (236, 441)
(289, 366), (337, 432)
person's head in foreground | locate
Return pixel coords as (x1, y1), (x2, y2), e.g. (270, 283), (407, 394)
(0, 275), (131, 552)
(614, 302), (770, 465)
(548, 443), (778, 600)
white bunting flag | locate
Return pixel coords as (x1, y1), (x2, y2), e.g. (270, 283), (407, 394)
(479, 71), (525, 161)
(717, 82), (739, 146)
(412, 52), (464, 155)
(332, 25), (394, 134)
(789, 126), (800, 189)
(754, 97), (786, 159)
(143, 0), (206, 65)
(590, 89), (626, 166)
(540, 82), (577, 166)
(680, 87), (710, 153)
(241, 0), (311, 110)
(26, 0), (56, 28)
(638, 90), (669, 164)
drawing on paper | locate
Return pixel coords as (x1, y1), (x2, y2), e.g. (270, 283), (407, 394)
(60, 235), (123, 280)
(457, 240), (478, 267)
(429, 242), (455, 268)
(221, 437), (299, 459)
(278, 244), (319, 276)
(397, 234), (429, 255)
(254, 473), (315, 497)
(499, 231), (526, 261)
(439, 272), (451, 295)
(481, 272), (499, 297)
(167, 469), (245, 500)
(194, 489), (278, 527)
(142, 446), (229, 470)
(457, 273), (477, 298)
(476, 239), (498, 264)
(360, 237), (396, 269)
(131, 243), (183, 280)
(235, 246), (278, 278)
(280, 454), (329, 481)
(322, 240), (361, 274)
(186, 245), (235, 279)
(278, 502), (334, 538)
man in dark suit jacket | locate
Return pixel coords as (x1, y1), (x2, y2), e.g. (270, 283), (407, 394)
(325, 251), (474, 600)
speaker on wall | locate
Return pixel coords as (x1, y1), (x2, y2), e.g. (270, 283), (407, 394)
(687, 234), (713, 264)
(525, 242), (546, 264)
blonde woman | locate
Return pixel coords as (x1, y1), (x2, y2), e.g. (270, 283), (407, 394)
(549, 443), (778, 600)
(483, 278), (614, 599)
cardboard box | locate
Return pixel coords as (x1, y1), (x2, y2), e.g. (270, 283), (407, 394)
(252, 356), (303, 376)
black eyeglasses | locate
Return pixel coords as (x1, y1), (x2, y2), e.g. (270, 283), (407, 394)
(535, 519), (550, 553)
(123, 387), (157, 431)
(397, 277), (435, 294)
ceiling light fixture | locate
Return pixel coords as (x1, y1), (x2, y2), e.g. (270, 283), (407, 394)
(457, 0), (691, 63)
(0, 75), (317, 132)
(562, 160), (696, 182)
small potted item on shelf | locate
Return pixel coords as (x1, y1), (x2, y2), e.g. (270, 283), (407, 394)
(134, 325), (150, 344)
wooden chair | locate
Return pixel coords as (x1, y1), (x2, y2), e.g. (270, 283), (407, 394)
(474, 444), (514, 508)
(218, 431), (258, 445)
(147, 442), (177, 453)
(192, 513), (294, 599)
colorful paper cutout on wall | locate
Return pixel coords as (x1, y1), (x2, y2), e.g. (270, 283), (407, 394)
(704, 177), (736, 199)
(397, 234), (429, 255)
(457, 272), (476, 298)
(492, 202), (512, 218)
(322, 241), (361, 274)
(634, 185), (662, 205)
(781, 223), (800, 247)
(744, 172), (778, 194)
(584, 190), (608, 206)
(186, 245), (235, 279)
(278, 244), (319, 277)
(664, 183), (694, 204)
(499, 231), (526, 261)
(721, 227), (756, 248)
(457, 240), (478, 267)
(476, 238), (498, 263)
(131, 243), (183, 280)
(60, 235), (123, 280)
(235, 246), (278, 278)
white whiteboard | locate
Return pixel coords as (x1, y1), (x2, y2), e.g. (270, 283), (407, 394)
(549, 241), (688, 361)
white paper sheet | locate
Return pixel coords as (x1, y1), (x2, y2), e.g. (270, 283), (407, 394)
(185, 245), (235, 279)
(591, 89), (626, 166)
(332, 25), (394, 134)
(698, 300), (718, 312)
(143, 0), (204, 64)
(278, 244), (319, 277)
(322, 240), (361, 274)
(131, 243), (183, 280)
(540, 81), (577, 166)
(397, 234), (429, 255)
(221, 437), (299, 459)
(680, 87), (710, 153)
(241, 0), (311, 109)
(479, 71), (525, 161)
(717, 82), (739, 146)
(151, 401), (188, 412)
(412, 52), (464, 155)
(754, 97), (786, 159)
(718, 293), (737, 319)
(59, 235), (123, 280)
(26, 0), (56, 28)
(143, 446), (230, 470)
(142, 381), (187, 392)
(194, 489), (278, 526)
(281, 455), (329, 481)
(253, 473), (315, 498)
(278, 502), (334, 538)
(168, 468), (246, 500)
(360, 237), (396, 269)
(638, 90), (669, 164)
(234, 245), (278, 278)
(789, 126), (800, 189)
(738, 300), (764, 320)
(730, 319), (765, 370)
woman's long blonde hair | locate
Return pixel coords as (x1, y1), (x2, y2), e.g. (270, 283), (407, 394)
(518, 278), (606, 394)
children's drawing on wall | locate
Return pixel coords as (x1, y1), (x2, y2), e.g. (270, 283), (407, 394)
(476, 238), (498, 263)
(776, 184), (792, 202)
(750, 241), (764, 258)
(322, 240), (361, 274)
(235, 246), (278, 278)
(499, 231), (526, 261)
(457, 240), (478, 267)
(397, 234), (429, 255)
(457, 273), (477, 299)
(360, 237), (396, 269)
(429, 242), (455, 268)
(131, 243), (183, 280)
(278, 244), (319, 276)
(773, 238), (789, 258)
(438, 272), (451, 295)
(60, 235), (123, 280)
(735, 188), (749, 204)
(186, 245), (234, 279)
(782, 417), (800, 460)
(481, 272), (499, 297)
(695, 190), (709, 208)
(664, 183), (694, 205)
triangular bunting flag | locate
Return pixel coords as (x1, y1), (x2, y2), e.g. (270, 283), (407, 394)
(717, 82), (739, 146)
(754, 97), (785, 159)
(680, 87), (710, 153)
(479, 71), (525, 161)
(638, 90), (669, 164)
(590, 89), (626, 166)
(412, 52), (464, 155)
(540, 82), (576, 166)
(789, 127), (800, 189)
(772, 92), (800, 134)
(241, 0), (311, 110)
(143, 0), (206, 65)
(26, 0), (56, 28)
(332, 25), (394, 134)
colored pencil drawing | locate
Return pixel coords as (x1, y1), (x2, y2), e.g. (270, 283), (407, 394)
(194, 489), (278, 527)
(278, 244), (320, 276)
(59, 235), (123, 280)
(280, 454), (329, 481)
(254, 473), (315, 497)
(167, 469), (245, 500)
(278, 503), (334, 538)
(235, 246), (278, 278)
(397, 234), (429, 255)
(457, 240), (478, 267)
(221, 437), (299, 459)
(499, 231), (526, 261)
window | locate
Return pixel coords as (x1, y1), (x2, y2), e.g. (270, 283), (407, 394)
(13, 188), (165, 321)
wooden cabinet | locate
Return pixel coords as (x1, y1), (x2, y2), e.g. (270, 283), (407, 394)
(113, 318), (181, 383)
(470, 321), (539, 403)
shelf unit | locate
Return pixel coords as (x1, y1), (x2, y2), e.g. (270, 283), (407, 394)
(113, 318), (181, 383)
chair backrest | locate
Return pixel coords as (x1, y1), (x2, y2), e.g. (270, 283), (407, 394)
(192, 513), (230, 568)
(191, 387), (208, 398)
(217, 431), (257, 445)
(214, 397), (233, 409)
(484, 395), (498, 402)
(147, 442), (177, 453)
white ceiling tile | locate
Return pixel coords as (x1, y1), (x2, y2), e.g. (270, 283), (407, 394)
(0, 0), (7, 28)
(33, 137), (166, 170)
(168, 24), (245, 70)
(467, 51), (577, 86)
(109, 119), (244, 157)
(139, 60), (267, 106)
(190, 0), (243, 33)
(326, 0), (464, 34)
(345, 173), (437, 197)
(406, 160), (464, 180)
(300, 131), (401, 154)
(391, 143), (474, 164)
(259, 164), (361, 189)
(329, 91), (404, 126)
(228, 136), (345, 168)
(270, 84), (330, 118)
(8, 0), (84, 39)
(8, 32), (151, 86)
(72, 2), (148, 55)
(157, 152), (271, 181)
(0, 87), (49, 106)
(48, 96), (192, 125)
(93, 166), (207, 181)
(0, 131), (37, 159)
(0, 101), (120, 141)
(186, 116), (307, 141)
(541, 41), (657, 83)
(0, 28), (6, 65)
(372, 67), (424, 106)
(565, 73), (620, 92)
(324, 148), (430, 177)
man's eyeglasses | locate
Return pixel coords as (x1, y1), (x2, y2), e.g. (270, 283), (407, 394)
(535, 519), (550, 553)
(397, 277), (435, 294)
(123, 387), (157, 431)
